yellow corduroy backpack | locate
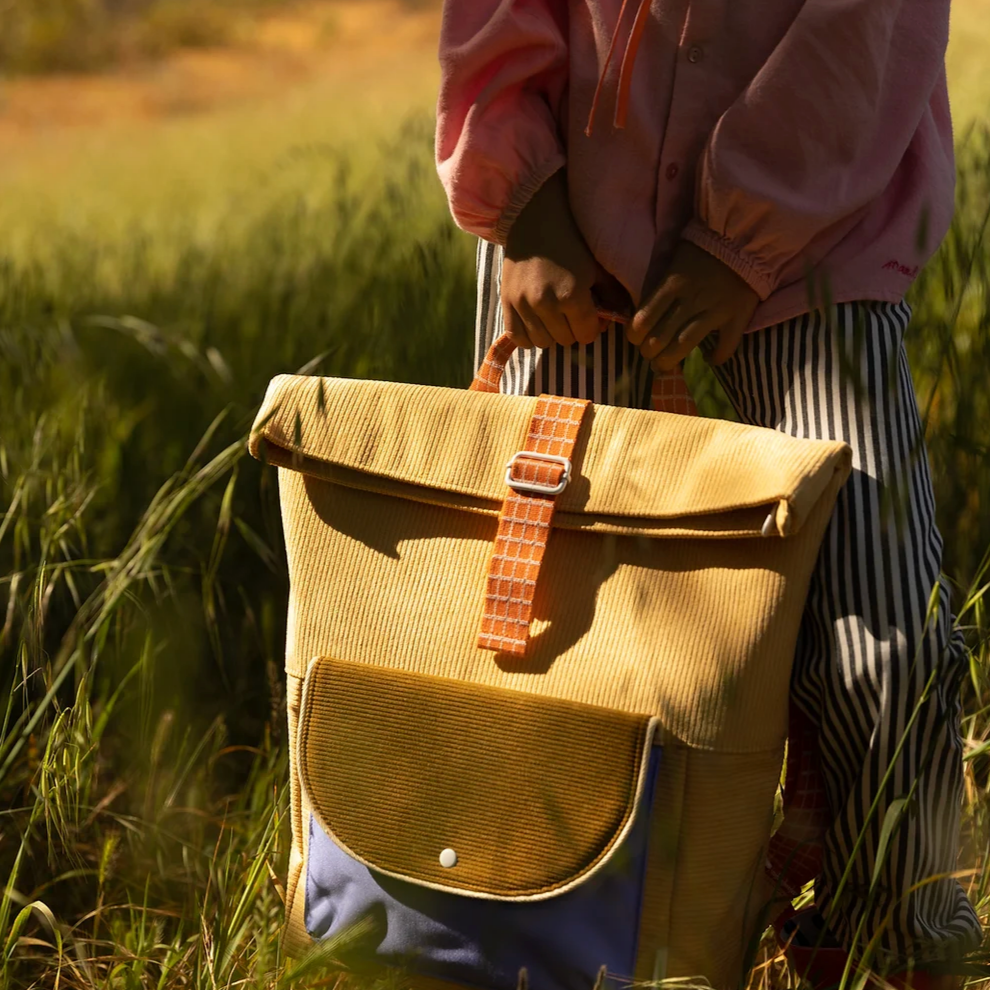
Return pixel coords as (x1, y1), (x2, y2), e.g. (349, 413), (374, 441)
(248, 333), (852, 990)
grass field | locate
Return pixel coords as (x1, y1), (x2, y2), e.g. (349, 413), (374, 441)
(1, 1), (989, 987)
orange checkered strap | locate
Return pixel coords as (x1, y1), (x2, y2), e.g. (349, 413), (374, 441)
(469, 331), (697, 655)
(471, 330), (698, 417)
(475, 393), (589, 655)
(470, 332), (518, 395)
(650, 366), (697, 416)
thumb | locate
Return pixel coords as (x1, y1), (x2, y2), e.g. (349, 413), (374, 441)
(567, 287), (604, 346)
(709, 316), (748, 367)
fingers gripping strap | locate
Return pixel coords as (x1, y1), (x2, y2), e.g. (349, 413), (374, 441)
(478, 395), (590, 655)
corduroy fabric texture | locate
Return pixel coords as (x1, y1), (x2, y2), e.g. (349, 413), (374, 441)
(253, 376), (846, 536)
(265, 469), (846, 753)
(300, 657), (655, 897)
(249, 373), (853, 987)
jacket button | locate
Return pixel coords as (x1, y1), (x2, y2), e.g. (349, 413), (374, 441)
(665, 163), (679, 181)
(687, 45), (703, 63)
(439, 848), (458, 868)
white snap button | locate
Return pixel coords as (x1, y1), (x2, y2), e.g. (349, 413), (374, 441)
(439, 848), (458, 868)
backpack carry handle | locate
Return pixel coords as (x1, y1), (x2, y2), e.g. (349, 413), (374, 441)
(470, 319), (698, 418)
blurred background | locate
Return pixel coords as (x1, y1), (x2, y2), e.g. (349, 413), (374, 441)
(0, 2), (988, 987)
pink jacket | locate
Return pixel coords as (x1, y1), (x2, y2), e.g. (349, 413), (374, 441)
(435, 0), (954, 330)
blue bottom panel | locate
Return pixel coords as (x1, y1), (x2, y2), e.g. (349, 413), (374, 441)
(305, 748), (661, 990)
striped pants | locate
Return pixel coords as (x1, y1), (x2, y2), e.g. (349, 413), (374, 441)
(474, 240), (981, 965)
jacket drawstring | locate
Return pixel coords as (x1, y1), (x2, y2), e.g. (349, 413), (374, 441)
(584, 0), (651, 137)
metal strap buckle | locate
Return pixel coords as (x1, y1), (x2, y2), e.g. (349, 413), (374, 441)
(504, 451), (572, 496)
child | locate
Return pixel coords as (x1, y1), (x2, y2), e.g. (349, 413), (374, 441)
(435, 0), (982, 984)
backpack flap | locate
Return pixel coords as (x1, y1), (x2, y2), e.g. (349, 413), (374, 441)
(249, 374), (852, 540)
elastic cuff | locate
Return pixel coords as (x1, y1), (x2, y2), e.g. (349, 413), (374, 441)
(492, 154), (567, 246)
(681, 220), (777, 301)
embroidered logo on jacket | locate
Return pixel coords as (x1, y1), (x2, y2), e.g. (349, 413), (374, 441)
(882, 260), (920, 277)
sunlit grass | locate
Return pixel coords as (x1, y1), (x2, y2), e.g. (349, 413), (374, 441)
(948, 0), (990, 131)
(0, 112), (474, 988)
(0, 1), (441, 263)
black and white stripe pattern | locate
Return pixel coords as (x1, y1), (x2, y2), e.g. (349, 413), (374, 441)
(709, 303), (980, 964)
(474, 240), (981, 964)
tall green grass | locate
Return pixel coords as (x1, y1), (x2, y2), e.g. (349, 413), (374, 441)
(0, 111), (988, 988)
(0, 113), (473, 988)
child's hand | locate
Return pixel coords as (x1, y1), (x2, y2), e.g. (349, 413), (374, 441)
(501, 169), (606, 349)
(627, 241), (759, 371)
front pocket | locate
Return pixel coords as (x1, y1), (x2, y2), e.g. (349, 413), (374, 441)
(296, 657), (661, 990)
(305, 748), (662, 990)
